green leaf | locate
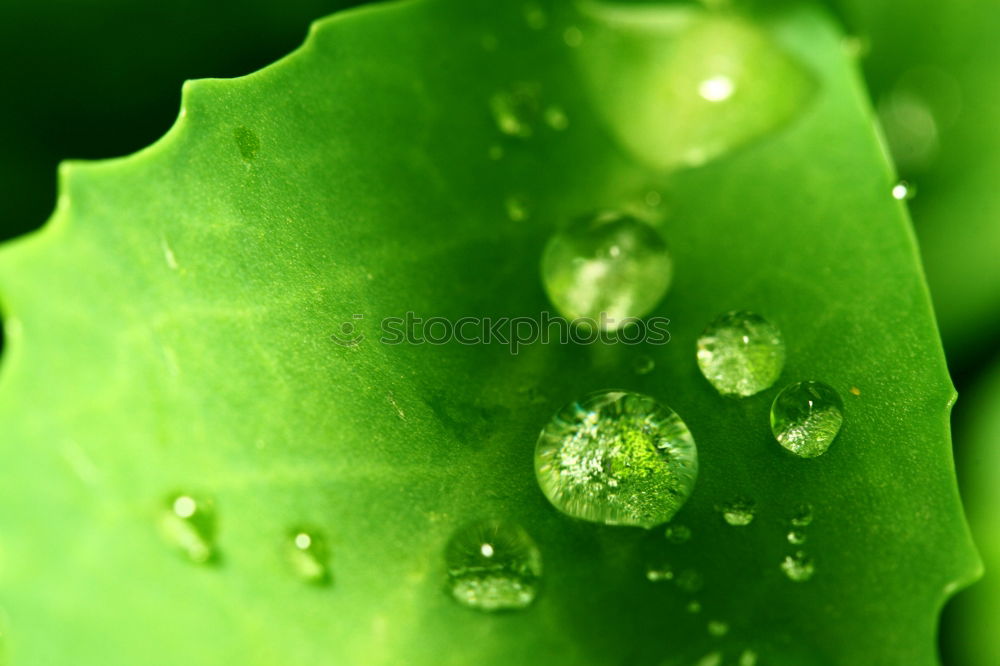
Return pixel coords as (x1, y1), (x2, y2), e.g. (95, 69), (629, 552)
(0, 1), (978, 664)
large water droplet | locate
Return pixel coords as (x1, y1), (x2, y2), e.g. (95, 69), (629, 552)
(718, 498), (756, 526)
(771, 381), (844, 458)
(535, 390), (697, 528)
(541, 212), (672, 330)
(780, 550), (815, 582)
(445, 519), (542, 611)
(696, 311), (785, 397)
(287, 529), (331, 585)
(576, 7), (816, 171)
(159, 493), (216, 564)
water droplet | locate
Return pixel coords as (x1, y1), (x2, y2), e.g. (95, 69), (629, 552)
(576, 10), (816, 171)
(535, 390), (697, 528)
(159, 493), (216, 564)
(687, 600), (702, 613)
(505, 195), (530, 221)
(696, 651), (723, 666)
(541, 212), (673, 330)
(287, 529), (331, 584)
(718, 498), (755, 526)
(696, 311), (785, 397)
(644, 190), (662, 208)
(739, 649), (759, 666)
(563, 26), (584, 48)
(771, 381), (844, 458)
(646, 563), (674, 582)
(233, 126), (259, 161)
(707, 620), (729, 637)
(891, 180), (917, 201)
(523, 3), (548, 30)
(789, 503), (813, 527)
(489, 83), (541, 138)
(633, 355), (655, 375)
(675, 568), (704, 592)
(445, 519), (542, 611)
(780, 551), (815, 582)
(786, 530), (807, 545)
(664, 523), (691, 543)
(544, 105), (569, 131)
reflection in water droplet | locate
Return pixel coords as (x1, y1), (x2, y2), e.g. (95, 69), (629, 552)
(489, 83), (541, 138)
(789, 503), (813, 527)
(707, 620), (729, 637)
(576, 8), (816, 171)
(781, 551), (815, 582)
(739, 649), (759, 666)
(535, 390), (698, 528)
(541, 212), (672, 330)
(664, 523), (691, 543)
(675, 568), (703, 592)
(892, 180), (917, 201)
(505, 195), (530, 221)
(233, 126), (260, 161)
(771, 381), (844, 458)
(718, 498), (756, 526)
(287, 529), (331, 584)
(523, 3), (548, 30)
(696, 311), (785, 397)
(544, 105), (570, 131)
(633, 355), (656, 375)
(446, 519), (542, 611)
(564, 26), (584, 47)
(159, 493), (216, 564)
(787, 530), (807, 545)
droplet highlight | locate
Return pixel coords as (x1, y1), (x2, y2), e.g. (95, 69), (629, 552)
(718, 498), (756, 526)
(445, 519), (542, 611)
(780, 551), (815, 582)
(696, 311), (785, 397)
(489, 83), (541, 138)
(535, 390), (697, 528)
(771, 381), (844, 458)
(541, 212), (673, 330)
(786, 530), (807, 545)
(891, 180), (917, 201)
(286, 529), (331, 585)
(159, 493), (216, 564)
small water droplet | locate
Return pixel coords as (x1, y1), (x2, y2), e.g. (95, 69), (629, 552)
(664, 523), (691, 543)
(523, 2), (548, 30)
(644, 190), (662, 208)
(707, 620), (729, 637)
(633, 355), (655, 375)
(646, 563), (674, 582)
(505, 195), (530, 221)
(718, 498), (755, 526)
(535, 390), (698, 528)
(891, 180), (917, 201)
(541, 212), (673, 330)
(696, 311), (785, 397)
(544, 105), (569, 131)
(789, 503), (813, 527)
(675, 568), (704, 592)
(687, 600), (702, 613)
(490, 83), (541, 138)
(159, 493), (216, 564)
(841, 35), (870, 59)
(286, 529), (331, 584)
(563, 26), (584, 47)
(445, 519), (542, 611)
(696, 651), (723, 666)
(738, 649), (759, 666)
(781, 551), (815, 582)
(786, 529), (807, 545)
(771, 381), (844, 458)
(233, 126), (259, 161)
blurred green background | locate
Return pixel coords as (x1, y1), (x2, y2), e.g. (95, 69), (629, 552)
(0, 0), (996, 663)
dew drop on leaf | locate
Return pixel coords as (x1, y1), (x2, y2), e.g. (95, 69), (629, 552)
(770, 381), (844, 458)
(717, 498), (756, 526)
(695, 651), (723, 666)
(789, 503), (814, 527)
(541, 213), (672, 330)
(687, 600), (702, 614)
(504, 195), (530, 221)
(786, 529), (807, 545)
(675, 568), (704, 592)
(696, 311), (785, 397)
(739, 648), (759, 666)
(158, 493), (216, 564)
(707, 620), (729, 637)
(286, 529), (331, 585)
(632, 354), (655, 376)
(891, 180), (917, 201)
(489, 83), (540, 138)
(522, 3), (547, 30)
(664, 523), (691, 543)
(645, 563), (674, 582)
(445, 519), (542, 612)
(544, 105), (569, 130)
(780, 551), (816, 582)
(535, 390), (697, 528)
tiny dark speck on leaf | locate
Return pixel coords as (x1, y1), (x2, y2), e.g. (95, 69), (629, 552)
(234, 126), (260, 161)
